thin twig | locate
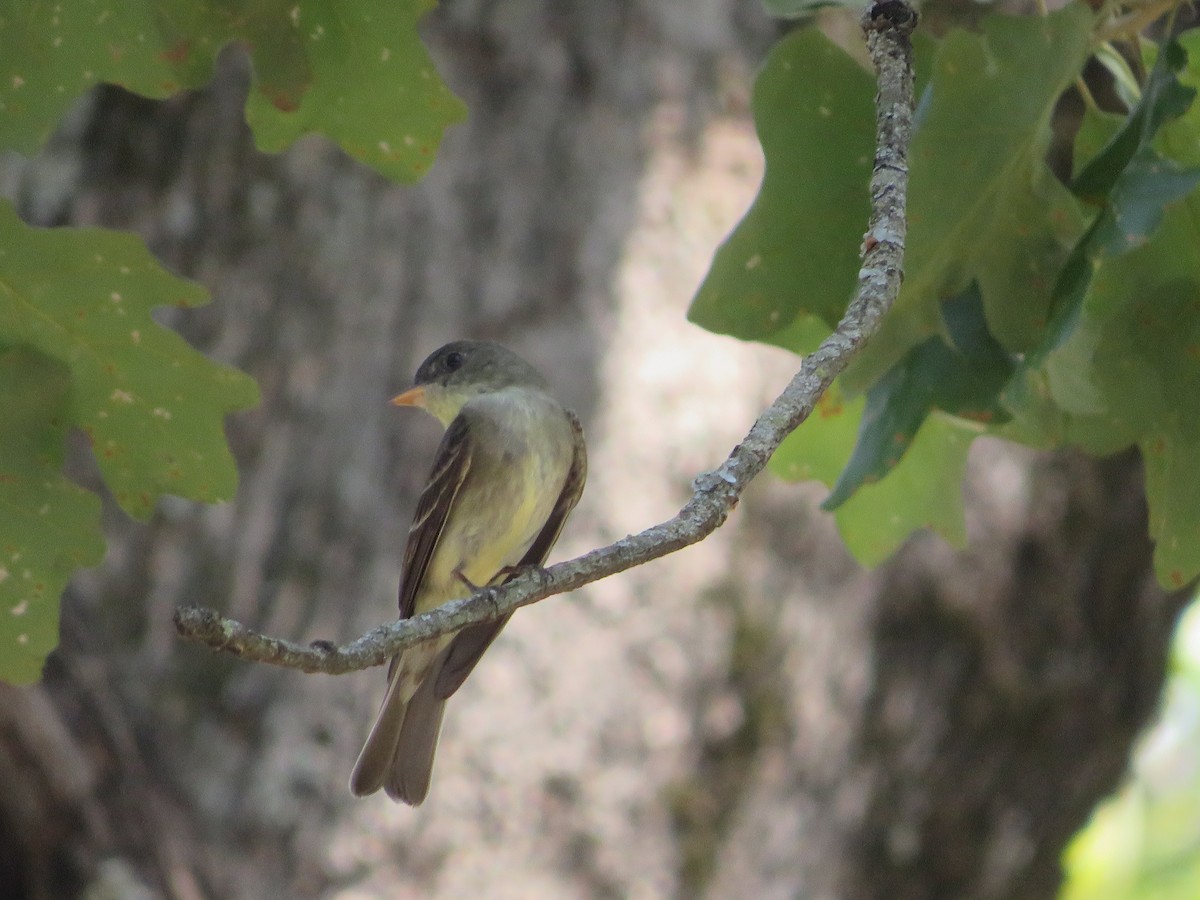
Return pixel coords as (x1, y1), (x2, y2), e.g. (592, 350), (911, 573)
(174, 0), (920, 675)
(1095, 0), (1182, 45)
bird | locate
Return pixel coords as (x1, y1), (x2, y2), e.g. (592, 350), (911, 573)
(350, 340), (587, 804)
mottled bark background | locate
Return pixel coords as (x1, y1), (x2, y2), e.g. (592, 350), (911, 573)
(0, 2), (1187, 898)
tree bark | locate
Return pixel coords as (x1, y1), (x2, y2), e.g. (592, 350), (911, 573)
(707, 447), (1187, 900)
(0, 3), (1183, 898)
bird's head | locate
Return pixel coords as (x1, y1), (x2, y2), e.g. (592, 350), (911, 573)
(392, 340), (550, 426)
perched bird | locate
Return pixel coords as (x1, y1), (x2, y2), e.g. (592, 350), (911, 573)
(350, 341), (587, 804)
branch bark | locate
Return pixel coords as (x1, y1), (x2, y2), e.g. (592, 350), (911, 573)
(174, 0), (920, 675)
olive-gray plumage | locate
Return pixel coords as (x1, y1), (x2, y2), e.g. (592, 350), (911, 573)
(350, 341), (586, 804)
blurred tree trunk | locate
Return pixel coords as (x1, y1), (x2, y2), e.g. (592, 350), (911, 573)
(705, 448), (1188, 900)
(0, 3), (1186, 899)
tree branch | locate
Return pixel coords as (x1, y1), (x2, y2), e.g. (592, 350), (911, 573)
(173, 0), (919, 675)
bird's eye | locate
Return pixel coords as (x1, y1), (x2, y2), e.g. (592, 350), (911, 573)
(443, 350), (465, 372)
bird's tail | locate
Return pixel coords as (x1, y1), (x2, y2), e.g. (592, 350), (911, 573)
(350, 641), (449, 804)
(384, 673), (447, 804)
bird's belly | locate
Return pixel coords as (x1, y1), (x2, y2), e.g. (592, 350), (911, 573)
(418, 452), (563, 609)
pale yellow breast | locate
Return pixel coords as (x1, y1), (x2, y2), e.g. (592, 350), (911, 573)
(414, 389), (573, 614)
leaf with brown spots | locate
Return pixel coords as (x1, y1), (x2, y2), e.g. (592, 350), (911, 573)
(0, 0), (464, 183)
(0, 201), (258, 682)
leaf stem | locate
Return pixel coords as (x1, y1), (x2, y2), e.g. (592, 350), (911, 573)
(1075, 76), (1101, 114)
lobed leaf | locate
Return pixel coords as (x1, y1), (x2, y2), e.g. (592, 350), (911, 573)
(0, 201), (259, 520)
(0, 0), (464, 182)
(693, 7), (1200, 574)
(0, 200), (259, 680)
(691, 8), (1092, 381)
(0, 347), (104, 684)
(687, 27), (878, 350)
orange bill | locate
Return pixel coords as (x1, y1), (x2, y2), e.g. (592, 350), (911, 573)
(391, 385), (427, 407)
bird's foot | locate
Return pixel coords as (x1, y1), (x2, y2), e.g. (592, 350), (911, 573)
(453, 567), (485, 594)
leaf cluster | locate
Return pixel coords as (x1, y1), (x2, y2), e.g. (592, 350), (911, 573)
(690, 4), (1200, 586)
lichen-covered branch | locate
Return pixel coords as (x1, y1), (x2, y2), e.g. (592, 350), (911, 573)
(174, 0), (919, 674)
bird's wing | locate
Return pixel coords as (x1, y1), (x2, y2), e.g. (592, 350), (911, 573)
(434, 410), (588, 700)
(398, 415), (474, 621)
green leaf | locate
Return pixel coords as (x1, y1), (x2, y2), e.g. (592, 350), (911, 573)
(0, 199), (258, 680)
(848, 5), (1093, 389)
(1072, 40), (1196, 202)
(1006, 33), (1200, 426)
(696, 12), (1200, 584)
(699, 8), (1092, 569)
(1026, 33), (1200, 369)
(0, 0), (464, 183)
(691, 6), (1091, 365)
(1006, 33), (1200, 585)
(0, 347), (104, 685)
(771, 381), (861, 485)
(1031, 151), (1200, 412)
(687, 27), (878, 349)
(823, 351), (946, 509)
(833, 413), (973, 566)
(0, 199), (259, 519)
(773, 391), (974, 566)
(824, 284), (1013, 508)
(1072, 105), (1126, 181)
(243, 0), (465, 181)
